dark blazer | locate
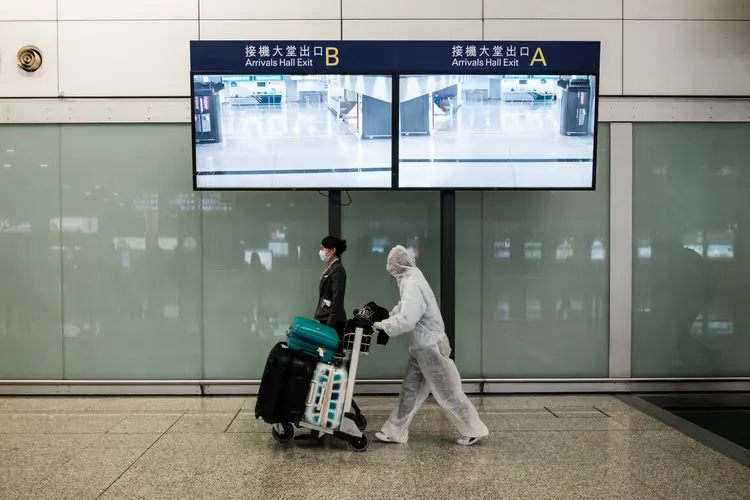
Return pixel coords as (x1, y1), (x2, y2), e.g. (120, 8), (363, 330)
(314, 259), (347, 327)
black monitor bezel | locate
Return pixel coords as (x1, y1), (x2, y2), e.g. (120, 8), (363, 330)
(190, 70), (398, 192)
(190, 68), (600, 192)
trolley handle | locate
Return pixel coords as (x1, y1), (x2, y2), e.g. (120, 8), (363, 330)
(343, 329), (373, 355)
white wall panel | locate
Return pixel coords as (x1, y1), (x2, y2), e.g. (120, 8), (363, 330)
(483, 20), (623, 95)
(343, 0), (481, 20)
(484, 0), (621, 20)
(200, 20), (341, 40)
(623, 21), (750, 96)
(58, 21), (198, 97)
(343, 20), (483, 40)
(0, 0), (56, 21)
(625, 0), (750, 20)
(200, 0), (340, 20)
(0, 22), (58, 97)
(58, 0), (198, 20)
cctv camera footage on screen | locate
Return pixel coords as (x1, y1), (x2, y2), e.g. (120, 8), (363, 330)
(193, 74), (393, 189)
(397, 74), (597, 189)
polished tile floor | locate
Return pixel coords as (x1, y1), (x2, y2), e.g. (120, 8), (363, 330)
(196, 100), (593, 189)
(0, 395), (747, 500)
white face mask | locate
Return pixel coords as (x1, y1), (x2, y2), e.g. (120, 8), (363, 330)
(319, 249), (331, 262)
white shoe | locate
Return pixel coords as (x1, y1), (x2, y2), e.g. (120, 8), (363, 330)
(375, 431), (407, 444)
(457, 436), (483, 446)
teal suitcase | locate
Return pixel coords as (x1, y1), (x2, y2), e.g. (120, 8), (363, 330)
(287, 316), (340, 364)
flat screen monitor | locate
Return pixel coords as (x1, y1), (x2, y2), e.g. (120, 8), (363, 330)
(524, 241), (542, 260)
(244, 249), (273, 270)
(371, 238), (389, 253)
(397, 74), (598, 189)
(681, 232), (704, 257)
(591, 238), (606, 261)
(192, 74), (393, 189)
(555, 238), (574, 261)
(707, 231), (734, 260)
(493, 239), (511, 259)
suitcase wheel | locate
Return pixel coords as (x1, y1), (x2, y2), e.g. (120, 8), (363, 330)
(272, 422), (295, 443)
(348, 434), (370, 452)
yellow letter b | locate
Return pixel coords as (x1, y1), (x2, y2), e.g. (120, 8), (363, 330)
(325, 47), (339, 66)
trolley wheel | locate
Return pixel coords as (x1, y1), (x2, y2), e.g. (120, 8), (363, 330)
(348, 434), (370, 452)
(272, 422), (294, 443)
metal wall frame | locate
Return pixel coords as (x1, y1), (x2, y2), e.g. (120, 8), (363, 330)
(1, 379), (749, 396)
(2, 97), (750, 395)
(3, 97), (750, 124)
(608, 123), (633, 378)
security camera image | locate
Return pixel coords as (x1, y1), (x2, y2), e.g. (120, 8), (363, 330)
(193, 74), (393, 189)
(397, 74), (597, 188)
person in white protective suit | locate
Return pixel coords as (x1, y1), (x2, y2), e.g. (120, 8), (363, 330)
(373, 245), (489, 446)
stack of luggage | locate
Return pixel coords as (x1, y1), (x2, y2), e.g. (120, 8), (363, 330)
(254, 303), (389, 451)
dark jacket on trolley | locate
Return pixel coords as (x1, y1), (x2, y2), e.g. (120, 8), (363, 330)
(314, 259), (347, 329)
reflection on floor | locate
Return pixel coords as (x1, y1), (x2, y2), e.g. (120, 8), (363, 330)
(398, 159), (593, 188)
(195, 100), (595, 189)
(642, 393), (750, 451)
(400, 101), (594, 188)
(196, 103), (392, 189)
(1, 395), (748, 499)
(400, 102), (593, 160)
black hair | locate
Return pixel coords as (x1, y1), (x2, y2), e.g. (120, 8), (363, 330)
(321, 235), (347, 256)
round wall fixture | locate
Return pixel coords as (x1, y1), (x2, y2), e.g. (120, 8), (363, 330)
(17, 45), (43, 72)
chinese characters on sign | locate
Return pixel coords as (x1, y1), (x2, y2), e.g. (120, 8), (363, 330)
(244, 44), (339, 68)
(451, 44), (545, 67)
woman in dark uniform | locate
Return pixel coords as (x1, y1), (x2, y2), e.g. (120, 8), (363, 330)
(314, 236), (348, 340)
(297, 235), (348, 443)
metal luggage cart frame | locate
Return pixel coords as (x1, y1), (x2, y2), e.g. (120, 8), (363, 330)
(272, 326), (372, 452)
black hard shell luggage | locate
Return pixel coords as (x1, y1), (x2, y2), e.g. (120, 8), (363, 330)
(255, 342), (317, 424)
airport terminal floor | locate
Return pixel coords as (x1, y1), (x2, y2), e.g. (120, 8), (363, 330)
(1, 395), (748, 500)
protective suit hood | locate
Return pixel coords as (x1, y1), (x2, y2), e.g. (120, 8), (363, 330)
(386, 245), (416, 280)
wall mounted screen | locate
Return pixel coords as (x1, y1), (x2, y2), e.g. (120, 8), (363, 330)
(190, 40), (601, 190)
(398, 74), (597, 189)
(193, 73), (393, 189)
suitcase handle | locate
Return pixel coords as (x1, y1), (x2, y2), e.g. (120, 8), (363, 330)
(306, 381), (318, 407)
(315, 382), (328, 411)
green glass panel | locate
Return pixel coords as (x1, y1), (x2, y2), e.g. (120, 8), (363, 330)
(0, 125), (63, 379)
(342, 191), (441, 379)
(201, 191), (328, 379)
(632, 123), (750, 377)
(456, 124), (611, 377)
(59, 124), (202, 379)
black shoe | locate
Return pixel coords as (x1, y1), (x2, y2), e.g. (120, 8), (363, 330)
(294, 431), (322, 445)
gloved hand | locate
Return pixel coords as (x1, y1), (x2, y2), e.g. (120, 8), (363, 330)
(373, 322), (388, 346)
(376, 330), (389, 346)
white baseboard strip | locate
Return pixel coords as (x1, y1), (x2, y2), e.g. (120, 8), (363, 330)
(0, 379), (747, 396)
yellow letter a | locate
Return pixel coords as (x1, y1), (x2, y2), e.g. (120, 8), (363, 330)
(530, 47), (547, 66)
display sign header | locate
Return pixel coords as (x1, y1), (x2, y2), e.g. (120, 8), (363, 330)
(190, 41), (600, 74)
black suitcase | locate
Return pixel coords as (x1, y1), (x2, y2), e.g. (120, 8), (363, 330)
(255, 342), (317, 425)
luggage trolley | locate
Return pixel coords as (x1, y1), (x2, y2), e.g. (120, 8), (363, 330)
(271, 325), (373, 452)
